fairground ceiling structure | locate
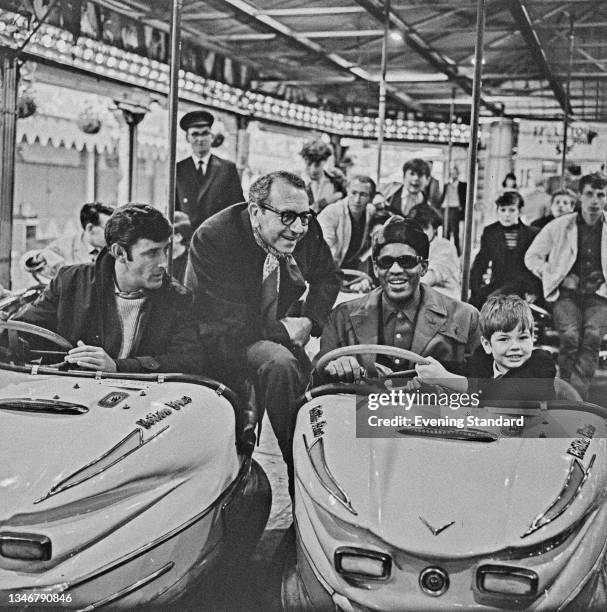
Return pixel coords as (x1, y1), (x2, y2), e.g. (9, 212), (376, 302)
(87, 0), (607, 123)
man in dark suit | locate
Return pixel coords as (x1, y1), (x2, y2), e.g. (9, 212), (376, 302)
(186, 171), (340, 495)
(470, 191), (540, 309)
(439, 165), (467, 255)
(176, 110), (244, 229)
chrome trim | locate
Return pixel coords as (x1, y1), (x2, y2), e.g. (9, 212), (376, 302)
(303, 434), (357, 515)
(522, 454), (596, 538)
(76, 561), (174, 611)
(34, 426), (170, 504)
(419, 516), (455, 536)
(0, 398), (88, 415)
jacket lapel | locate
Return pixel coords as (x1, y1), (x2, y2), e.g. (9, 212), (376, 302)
(196, 154), (220, 204)
(410, 286), (447, 355)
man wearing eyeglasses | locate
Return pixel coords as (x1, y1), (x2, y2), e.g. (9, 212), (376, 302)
(320, 216), (480, 381)
(176, 110), (244, 230)
(186, 170), (340, 495)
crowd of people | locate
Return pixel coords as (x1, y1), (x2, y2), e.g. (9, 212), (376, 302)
(8, 109), (607, 498)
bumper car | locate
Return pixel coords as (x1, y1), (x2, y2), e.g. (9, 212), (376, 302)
(283, 344), (607, 611)
(0, 320), (271, 609)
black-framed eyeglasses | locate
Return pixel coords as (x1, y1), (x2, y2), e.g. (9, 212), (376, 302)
(375, 254), (425, 270)
(259, 203), (316, 227)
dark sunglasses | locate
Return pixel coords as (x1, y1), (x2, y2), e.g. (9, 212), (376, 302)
(375, 254), (425, 270)
(260, 203), (316, 227)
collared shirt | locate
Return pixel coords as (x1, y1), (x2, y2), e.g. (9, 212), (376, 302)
(191, 153), (211, 174)
(399, 191), (424, 216)
(493, 360), (508, 378)
(574, 211), (603, 290)
(380, 291), (421, 369)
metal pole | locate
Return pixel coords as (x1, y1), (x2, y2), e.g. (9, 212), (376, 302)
(376, 0), (390, 186)
(461, 0), (486, 302)
(444, 87), (456, 231)
(167, 0), (183, 275)
(0, 51), (19, 288)
(560, 15), (574, 189)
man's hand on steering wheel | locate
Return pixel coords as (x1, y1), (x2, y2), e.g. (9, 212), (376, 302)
(324, 356), (365, 382)
(66, 341), (117, 372)
(348, 278), (373, 293)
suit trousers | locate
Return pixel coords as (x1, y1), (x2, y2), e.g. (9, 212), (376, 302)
(442, 208), (461, 255)
(246, 340), (308, 497)
(552, 291), (607, 399)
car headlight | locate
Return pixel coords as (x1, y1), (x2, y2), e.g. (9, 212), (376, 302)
(0, 532), (52, 561)
(335, 546), (391, 581)
(477, 565), (538, 597)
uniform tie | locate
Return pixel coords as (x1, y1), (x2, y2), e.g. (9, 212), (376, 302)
(197, 159), (205, 181)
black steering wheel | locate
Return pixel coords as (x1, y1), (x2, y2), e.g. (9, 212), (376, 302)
(0, 320), (73, 365)
(316, 344), (429, 381)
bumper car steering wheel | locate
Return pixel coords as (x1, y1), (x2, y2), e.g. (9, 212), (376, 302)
(0, 320), (73, 365)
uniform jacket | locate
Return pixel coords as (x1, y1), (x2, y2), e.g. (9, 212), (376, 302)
(470, 221), (540, 297)
(176, 154), (244, 229)
(439, 180), (467, 213)
(185, 203), (341, 379)
(525, 211), (607, 302)
(17, 250), (204, 374)
(320, 285), (480, 372)
(317, 198), (375, 267)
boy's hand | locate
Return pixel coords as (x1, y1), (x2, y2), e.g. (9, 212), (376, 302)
(67, 341), (117, 372)
(415, 356), (450, 384)
(561, 273), (579, 291)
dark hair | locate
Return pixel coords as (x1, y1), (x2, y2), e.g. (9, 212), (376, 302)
(372, 215), (429, 259)
(350, 175), (376, 199)
(550, 189), (577, 205)
(299, 140), (332, 163)
(80, 202), (114, 230)
(578, 172), (607, 194)
(408, 204), (442, 230)
(502, 172), (517, 188)
(495, 191), (524, 209)
(402, 158), (430, 178)
(173, 211), (193, 246)
(105, 204), (172, 258)
(480, 294), (534, 339)
(248, 171), (307, 208)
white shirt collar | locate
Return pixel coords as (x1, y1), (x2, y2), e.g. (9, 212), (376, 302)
(493, 360), (509, 378)
(191, 152), (211, 167)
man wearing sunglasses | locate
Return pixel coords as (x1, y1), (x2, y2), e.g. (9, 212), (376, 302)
(320, 216), (480, 381)
(186, 170), (340, 495)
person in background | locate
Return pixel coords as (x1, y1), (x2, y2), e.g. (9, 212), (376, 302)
(523, 178), (551, 222)
(320, 216), (479, 382)
(502, 172), (518, 192)
(171, 211), (193, 283)
(299, 139), (346, 212)
(525, 172), (607, 399)
(175, 110), (244, 229)
(31, 202), (114, 277)
(317, 175), (376, 291)
(531, 189), (576, 229)
(408, 204), (461, 300)
(185, 171), (340, 496)
(439, 164), (467, 255)
(382, 158), (430, 217)
(424, 161), (442, 209)
(17, 204), (203, 374)
(470, 191), (540, 309)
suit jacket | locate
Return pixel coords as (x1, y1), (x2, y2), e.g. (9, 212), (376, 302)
(320, 285), (480, 372)
(185, 203), (341, 382)
(525, 211), (607, 302)
(317, 198), (375, 267)
(17, 250), (204, 374)
(470, 221), (540, 298)
(176, 154), (244, 229)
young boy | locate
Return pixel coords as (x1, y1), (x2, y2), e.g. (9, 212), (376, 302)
(416, 294), (556, 402)
(531, 189), (576, 229)
(469, 191), (540, 309)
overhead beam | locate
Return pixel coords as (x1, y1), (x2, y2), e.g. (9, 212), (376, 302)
(507, 0), (572, 115)
(354, 0), (504, 115)
(207, 0), (423, 112)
